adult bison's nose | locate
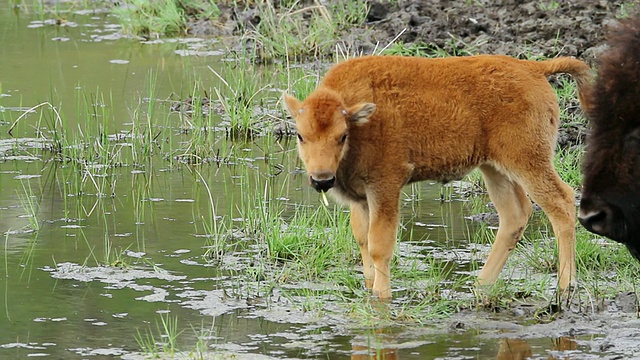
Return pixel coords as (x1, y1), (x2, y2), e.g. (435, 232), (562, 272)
(578, 209), (609, 235)
(578, 198), (614, 237)
(309, 173), (335, 192)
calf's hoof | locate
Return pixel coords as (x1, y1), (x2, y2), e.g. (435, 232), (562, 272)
(372, 288), (392, 300)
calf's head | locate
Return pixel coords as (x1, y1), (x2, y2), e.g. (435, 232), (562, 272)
(283, 89), (376, 192)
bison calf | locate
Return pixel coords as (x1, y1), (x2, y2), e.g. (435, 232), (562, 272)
(579, 15), (640, 260)
(284, 55), (591, 299)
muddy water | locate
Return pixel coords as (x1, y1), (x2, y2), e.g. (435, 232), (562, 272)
(0, 4), (617, 360)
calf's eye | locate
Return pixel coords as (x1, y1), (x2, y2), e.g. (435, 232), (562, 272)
(296, 133), (304, 142)
(339, 133), (348, 144)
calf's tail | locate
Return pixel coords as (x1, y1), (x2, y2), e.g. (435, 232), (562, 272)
(538, 57), (593, 113)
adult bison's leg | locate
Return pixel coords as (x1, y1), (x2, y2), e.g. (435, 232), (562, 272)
(367, 191), (401, 299)
(350, 202), (374, 289)
(521, 168), (576, 291)
(477, 164), (533, 286)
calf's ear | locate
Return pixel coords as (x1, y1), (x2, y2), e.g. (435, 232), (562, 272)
(283, 93), (302, 118)
(348, 103), (376, 124)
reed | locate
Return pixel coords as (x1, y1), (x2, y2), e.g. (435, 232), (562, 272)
(245, 0), (369, 62)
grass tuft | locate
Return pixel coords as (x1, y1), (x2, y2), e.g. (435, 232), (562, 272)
(112, 0), (220, 38)
(245, 0), (369, 62)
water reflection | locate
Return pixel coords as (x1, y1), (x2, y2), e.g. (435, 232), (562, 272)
(498, 337), (576, 360)
(352, 327), (577, 360)
(496, 338), (533, 360)
(351, 327), (398, 360)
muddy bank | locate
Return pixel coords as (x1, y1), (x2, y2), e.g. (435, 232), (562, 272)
(201, 1), (634, 63)
(361, 0), (624, 63)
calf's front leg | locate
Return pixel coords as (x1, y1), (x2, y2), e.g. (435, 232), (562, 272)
(367, 194), (400, 299)
(350, 202), (374, 288)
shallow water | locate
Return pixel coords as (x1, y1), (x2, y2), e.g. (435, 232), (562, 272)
(0, 3), (625, 360)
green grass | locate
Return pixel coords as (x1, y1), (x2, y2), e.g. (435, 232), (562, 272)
(16, 179), (40, 233)
(554, 146), (584, 188)
(136, 312), (182, 357)
(244, 0), (369, 62)
(617, 2), (640, 18)
(208, 55), (271, 139)
(382, 35), (485, 58)
(3, 233), (10, 322)
(112, 0), (220, 38)
(538, 1), (560, 11)
(109, 0), (367, 59)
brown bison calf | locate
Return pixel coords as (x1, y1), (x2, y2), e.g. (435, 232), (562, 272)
(579, 15), (640, 260)
(284, 54), (591, 299)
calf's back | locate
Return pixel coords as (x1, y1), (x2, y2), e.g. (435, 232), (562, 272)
(319, 55), (565, 190)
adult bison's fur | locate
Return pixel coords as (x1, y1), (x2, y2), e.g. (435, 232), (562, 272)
(579, 15), (640, 260)
(284, 55), (591, 299)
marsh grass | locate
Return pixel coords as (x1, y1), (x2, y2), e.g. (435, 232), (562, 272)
(16, 179), (40, 232)
(269, 205), (355, 276)
(245, 0), (369, 62)
(2, 233), (10, 322)
(208, 57), (270, 139)
(231, 161), (357, 282)
(136, 311), (183, 357)
(193, 168), (227, 262)
(382, 36), (483, 58)
(393, 254), (473, 318)
(576, 226), (640, 289)
(554, 146), (584, 188)
(555, 75), (586, 123)
(112, 0), (220, 38)
(16, 232), (41, 283)
(280, 63), (321, 103)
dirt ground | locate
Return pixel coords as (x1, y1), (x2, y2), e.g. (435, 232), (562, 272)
(358, 0), (625, 64)
(204, 0), (637, 63)
(198, 1), (637, 85)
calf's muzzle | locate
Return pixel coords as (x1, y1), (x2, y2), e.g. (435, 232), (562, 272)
(309, 173), (335, 193)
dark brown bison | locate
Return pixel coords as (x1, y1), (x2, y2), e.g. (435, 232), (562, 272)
(579, 15), (640, 260)
(284, 55), (592, 299)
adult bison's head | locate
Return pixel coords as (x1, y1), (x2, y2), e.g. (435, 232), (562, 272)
(283, 88), (376, 192)
(578, 15), (640, 260)
(579, 129), (640, 260)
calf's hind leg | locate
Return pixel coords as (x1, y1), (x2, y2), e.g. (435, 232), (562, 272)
(477, 164), (533, 286)
(519, 167), (576, 291)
